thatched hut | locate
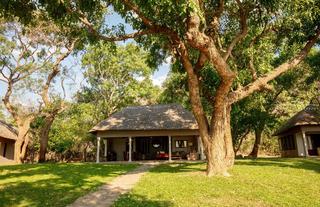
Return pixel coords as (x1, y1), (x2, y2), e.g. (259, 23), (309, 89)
(90, 104), (205, 162)
(274, 104), (320, 157)
(0, 120), (17, 160)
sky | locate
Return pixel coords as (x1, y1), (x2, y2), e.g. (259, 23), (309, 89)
(0, 9), (170, 104)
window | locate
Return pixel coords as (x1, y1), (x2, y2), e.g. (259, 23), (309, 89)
(280, 135), (296, 150)
(175, 140), (187, 148)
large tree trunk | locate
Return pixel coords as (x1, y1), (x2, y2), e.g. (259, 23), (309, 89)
(204, 105), (234, 176)
(14, 140), (23, 163)
(39, 116), (55, 162)
(14, 120), (31, 163)
(249, 128), (263, 158)
(205, 136), (229, 176)
(224, 105), (235, 168)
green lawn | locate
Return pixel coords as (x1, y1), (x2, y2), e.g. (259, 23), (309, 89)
(0, 163), (138, 207)
(114, 158), (320, 207)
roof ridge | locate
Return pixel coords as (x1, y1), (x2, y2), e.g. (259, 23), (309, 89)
(124, 103), (180, 109)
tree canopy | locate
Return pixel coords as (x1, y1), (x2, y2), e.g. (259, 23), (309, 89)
(78, 42), (159, 121)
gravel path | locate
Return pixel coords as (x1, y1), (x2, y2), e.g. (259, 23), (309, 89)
(68, 163), (156, 207)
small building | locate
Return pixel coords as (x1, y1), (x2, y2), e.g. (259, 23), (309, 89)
(274, 104), (320, 157)
(90, 104), (205, 162)
(0, 120), (17, 161)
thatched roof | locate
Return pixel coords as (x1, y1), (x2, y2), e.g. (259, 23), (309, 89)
(90, 104), (198, 132)
(274, 104), (320, 136)
(0, 120), (18, 140)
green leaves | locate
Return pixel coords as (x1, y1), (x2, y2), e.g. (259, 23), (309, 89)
(79, 41), (159, 121)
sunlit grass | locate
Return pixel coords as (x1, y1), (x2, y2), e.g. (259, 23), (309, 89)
(0, 163), (138, 207)
(114, 158), (320, 207)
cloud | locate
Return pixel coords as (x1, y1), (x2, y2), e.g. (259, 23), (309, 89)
(152, 74), (167, 87)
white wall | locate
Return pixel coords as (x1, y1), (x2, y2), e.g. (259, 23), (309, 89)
(295, 132), (305, 157)
(109, 138), (127, 161)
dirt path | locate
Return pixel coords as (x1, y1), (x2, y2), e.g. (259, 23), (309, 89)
(68, 163), (156, 207)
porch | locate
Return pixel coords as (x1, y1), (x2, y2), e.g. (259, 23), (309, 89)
(278, 126), (320, 157)
(305, 132), (320, 156)
(96, 135), (205, 162)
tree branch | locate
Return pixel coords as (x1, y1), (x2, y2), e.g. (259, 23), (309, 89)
(194, 52), (207, 72)
(41, 39), (77, 106)
(177, 41), (210, 143)
(122, 0), (154, 27)
(77, 12), (155, 41)
(229, 25), (320, 103)
(248, 26), (274, 81)
(223, 0), (248, 61)
(2, 80), (18, 121)
(214, 0), (225, 18)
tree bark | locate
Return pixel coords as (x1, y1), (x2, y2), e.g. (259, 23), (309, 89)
(14, 119), (32, 163)
(224, 105), (235, 168)
(205, 122), (230, 175)
(249, 128), (263, 158)
(14, 140), (23, 163)
(39, 116), (55, 162)
(202, 104), (234, 176)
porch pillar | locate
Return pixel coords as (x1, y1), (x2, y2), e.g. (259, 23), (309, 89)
(129, 136), (132, 162)
(198, 136), (205, 160)
(103, 139), (108, 158)
(302, 130), (309, 157)
(168, 136), (172, 162)
(96, 136), (101, 163)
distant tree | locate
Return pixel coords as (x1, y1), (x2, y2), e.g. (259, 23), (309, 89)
(248, 67), (318, 157)
(78, 42), (159, 122)
(0, 19), (76, 162)
(306, 49), (320, 106)
(46, 43), (160, 161)
(48, 103), (96, 161)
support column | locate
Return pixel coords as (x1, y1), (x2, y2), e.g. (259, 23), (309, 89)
(129, 136), (132, 162)
(302, 131), (309, 157)
(168, 136), (172, 162)
(96, 136), (100, 163)
(198, 136), (205, 160)
(103, 139), (108, 158)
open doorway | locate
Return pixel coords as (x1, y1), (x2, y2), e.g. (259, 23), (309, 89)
(135, 137), (168, 160)
(309, 134), (320, 156)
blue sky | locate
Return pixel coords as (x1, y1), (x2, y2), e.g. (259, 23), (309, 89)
(0, 9), (170, 103)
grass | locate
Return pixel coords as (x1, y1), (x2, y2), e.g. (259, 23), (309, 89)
(0, 163), (138, 207)
(114, 158), (320, 207)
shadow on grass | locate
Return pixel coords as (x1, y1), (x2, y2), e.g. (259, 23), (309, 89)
(148, 162), (206, 174)
(236, 158), (320, 173)
(147, 158), (320, 175)
(114, 194), (173, 207)
(0, 163), (138, 207)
